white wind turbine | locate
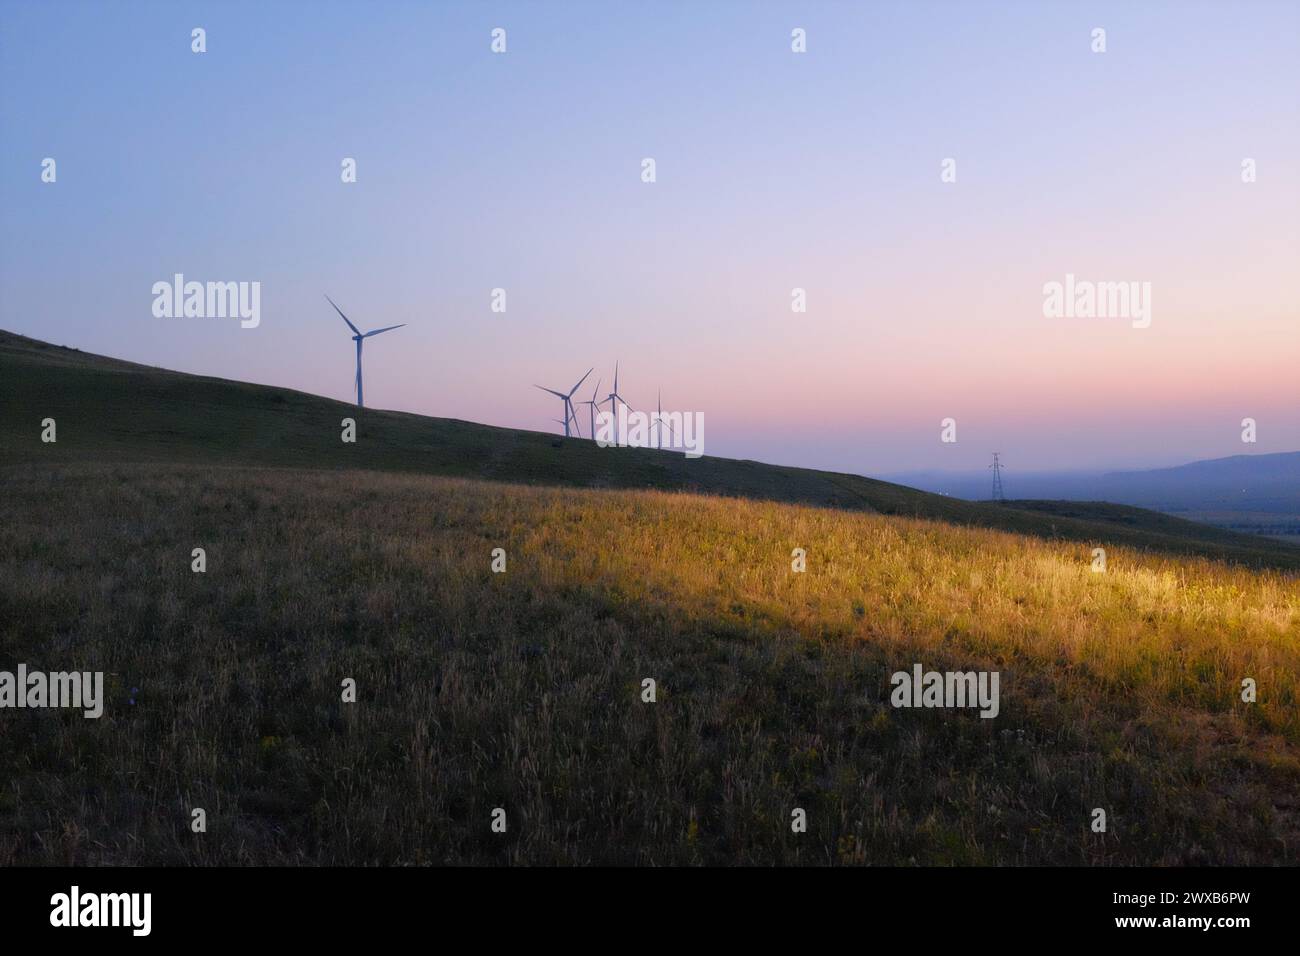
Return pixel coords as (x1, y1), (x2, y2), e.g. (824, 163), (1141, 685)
(535, 368), (592, 438)
(326, 295), (405, 409)
(653, 388), (666, 449)
(578, 378), (603, 441)
(604, 361), (632, 445)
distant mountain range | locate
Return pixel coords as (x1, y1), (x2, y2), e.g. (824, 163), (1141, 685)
(882, 452), (1300, 540)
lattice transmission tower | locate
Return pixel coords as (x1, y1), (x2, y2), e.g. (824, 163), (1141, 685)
(990, 453), (1005, 502)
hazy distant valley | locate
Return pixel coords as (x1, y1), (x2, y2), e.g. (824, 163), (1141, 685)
(884, 452), (1300, 543)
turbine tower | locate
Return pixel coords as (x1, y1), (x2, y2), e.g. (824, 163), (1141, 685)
(990, 452), (1005, 502)
(326, 295), (405, 409)
(535, 368), (592, 439)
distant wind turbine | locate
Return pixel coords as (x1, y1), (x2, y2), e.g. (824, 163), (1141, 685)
(579, 378), (603, 440)
(604, 362), (631, 445)
(325, 295), (405, 409)
(653, 388), (665, 449)
(535, 368), (592, 438)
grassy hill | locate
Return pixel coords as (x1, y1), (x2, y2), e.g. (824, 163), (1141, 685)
(2, 329), (1298, 866)
(3, 329), (1297, 570)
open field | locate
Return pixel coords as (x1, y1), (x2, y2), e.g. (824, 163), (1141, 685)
(1, 462), (1298, 865)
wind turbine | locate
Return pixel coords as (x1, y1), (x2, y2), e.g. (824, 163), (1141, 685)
(653, 388), (664, 449)
(535, 368), (592, 438)
(326, 295), (405, 409)
(578, 378), (602, 440)
(604, 362), (631, 445)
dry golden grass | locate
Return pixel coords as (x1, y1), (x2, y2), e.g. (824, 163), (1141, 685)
(1, 462), (1297, 864)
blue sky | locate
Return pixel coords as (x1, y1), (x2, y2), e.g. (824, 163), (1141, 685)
(2, 0), (1297, 472)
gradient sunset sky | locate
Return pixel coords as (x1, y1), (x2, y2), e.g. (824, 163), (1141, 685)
(2, 0), (1296, 473)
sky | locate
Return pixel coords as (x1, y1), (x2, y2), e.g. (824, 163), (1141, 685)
(2, 0), (1296, 474)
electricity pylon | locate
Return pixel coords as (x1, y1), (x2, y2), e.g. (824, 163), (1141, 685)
(990, 453), (1005, 502)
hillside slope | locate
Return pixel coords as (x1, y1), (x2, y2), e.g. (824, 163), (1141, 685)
(3, 329), (1297, 570)
(2, 463), (1297, 864)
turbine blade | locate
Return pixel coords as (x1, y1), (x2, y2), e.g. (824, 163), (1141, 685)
(363, 324), (406, 337)
(326, 295), (361, 335)
(534, 385), (567, 398)
(568, 367), (593, 397)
